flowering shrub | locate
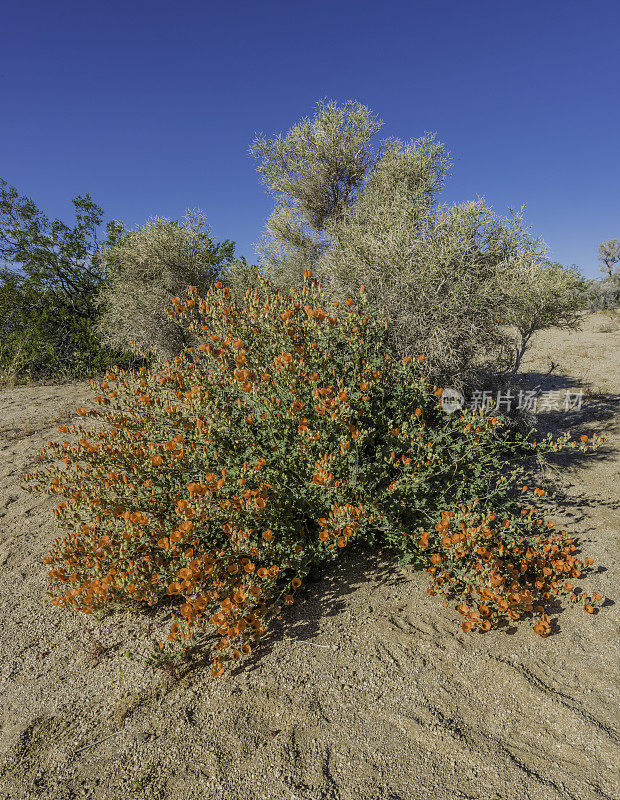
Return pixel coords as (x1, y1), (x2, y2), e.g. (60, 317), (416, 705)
(425, 504), (603, 636)
(22, 270), (605, 676)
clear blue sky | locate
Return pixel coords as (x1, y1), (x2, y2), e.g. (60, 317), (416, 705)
(2, 0), (618, 279)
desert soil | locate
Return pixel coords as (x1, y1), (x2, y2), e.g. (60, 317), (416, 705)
(0, 311), (618, 800)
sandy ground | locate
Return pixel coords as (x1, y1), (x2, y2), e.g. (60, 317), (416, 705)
(0, 311), (618, 800)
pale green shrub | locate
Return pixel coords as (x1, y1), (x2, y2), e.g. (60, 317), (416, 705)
(95, 210), (235, 362)
(249, 100), (588, 395)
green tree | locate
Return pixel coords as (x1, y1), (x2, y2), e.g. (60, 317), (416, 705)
(0, 178), (106, 316)
(0, 179), (128, 381)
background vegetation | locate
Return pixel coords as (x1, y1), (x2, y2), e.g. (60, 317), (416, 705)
(1, 99), (616, 394)
(0, 182), (237, 385)
(95, 211), (236, 363)
(245, 101), (595, 396)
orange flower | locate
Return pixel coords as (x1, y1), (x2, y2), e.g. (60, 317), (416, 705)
(462, 620), (472, 632)
(580, 435), (588, 442)
(292, 577), (302, 588)
(417, 355), (425, 362)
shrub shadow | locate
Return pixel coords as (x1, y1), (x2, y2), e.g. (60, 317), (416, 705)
(504, 370), (618, 477)
(180, 542), (409, 677)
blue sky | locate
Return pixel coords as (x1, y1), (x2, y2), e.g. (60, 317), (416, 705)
(2, 0), (618, 279)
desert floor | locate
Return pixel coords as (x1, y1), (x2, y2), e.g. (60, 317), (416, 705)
(0, 311), (618, 800)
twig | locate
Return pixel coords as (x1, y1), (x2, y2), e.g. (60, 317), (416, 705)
(530, 360), (559, 394)
(283, 637), (330, 648)
(74, 730), (122, 755)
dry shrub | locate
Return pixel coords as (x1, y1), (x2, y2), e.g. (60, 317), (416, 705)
(95, 210), (235, 362)
(250, 99), (588, 394)
(585, 276), (620, 312)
